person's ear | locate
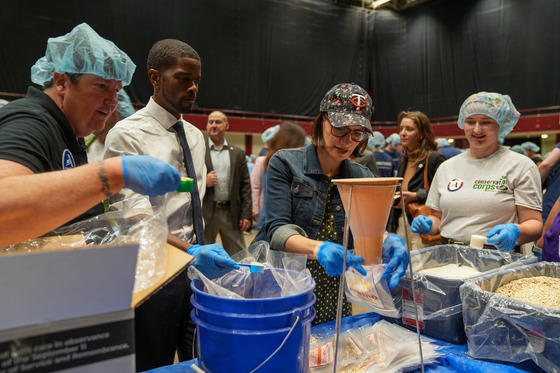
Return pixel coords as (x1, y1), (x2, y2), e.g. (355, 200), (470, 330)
(148, 69), (161, 91)
(52, 72), (67, 97)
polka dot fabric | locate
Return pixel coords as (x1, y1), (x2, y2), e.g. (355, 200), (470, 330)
(309, 183), (352, 326)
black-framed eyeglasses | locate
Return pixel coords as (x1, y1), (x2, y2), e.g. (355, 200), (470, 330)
(329, 122), (369, 142)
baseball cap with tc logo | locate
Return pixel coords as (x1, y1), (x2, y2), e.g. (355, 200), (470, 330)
(319, 83), (374, 134)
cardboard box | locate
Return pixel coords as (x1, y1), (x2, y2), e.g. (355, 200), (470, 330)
(0, 241), (192, 373)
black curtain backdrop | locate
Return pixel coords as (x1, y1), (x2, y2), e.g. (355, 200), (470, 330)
(1, 0), (559, 121)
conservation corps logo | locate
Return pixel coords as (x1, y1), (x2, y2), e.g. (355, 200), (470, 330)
(447, 178), (463, 192)
(62, 149), (76, 170)
(473, 175), (508, 192)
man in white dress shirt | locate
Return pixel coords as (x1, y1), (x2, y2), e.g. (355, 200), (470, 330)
(104, 39), (236, 372)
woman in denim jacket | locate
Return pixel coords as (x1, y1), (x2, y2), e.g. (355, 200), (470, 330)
(255, 83), (408, 325)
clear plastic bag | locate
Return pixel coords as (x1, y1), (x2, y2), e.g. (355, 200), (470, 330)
(460, 261), (560, 372)
(344, 264), (399, 318)
(187, 240), (314, 299)
(2, 206), (168, 293)
(309, 319), (443, 372)
(383, 244), (537, 344)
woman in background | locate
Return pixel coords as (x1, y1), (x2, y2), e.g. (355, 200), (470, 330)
(251, 122), (307, 232)
(388, 111), (445, 250)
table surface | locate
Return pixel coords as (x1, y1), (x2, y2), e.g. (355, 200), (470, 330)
(144, 312), (547, 373)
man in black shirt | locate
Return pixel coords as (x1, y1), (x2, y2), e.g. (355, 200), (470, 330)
(0, 23), (180, 246)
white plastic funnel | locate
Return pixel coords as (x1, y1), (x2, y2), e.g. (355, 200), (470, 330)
(334, 177), (402, 265)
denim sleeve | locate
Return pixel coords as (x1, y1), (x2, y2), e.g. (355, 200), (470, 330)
(270, 224), (308, 251)
(262, 150), (307, 251)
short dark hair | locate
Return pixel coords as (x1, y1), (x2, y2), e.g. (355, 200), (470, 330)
(311, 112), (367, 158)
(147, 39), (201, 71)
(42, 73), (82, 90)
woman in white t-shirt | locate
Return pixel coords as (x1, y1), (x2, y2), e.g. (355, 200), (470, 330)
(411, 92), (543, 252)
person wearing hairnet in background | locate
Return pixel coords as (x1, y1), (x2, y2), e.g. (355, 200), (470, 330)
(0, 23), (178, 245)
(384, 132), (402, 172)
(259, 124), (280, 156)
(435, 137), (462, 159)
(521, 141), (542, 165)
(411, 92), (543, 252)
(86, 90), (136, 162)
(368, 131), (395, 177)
(510, 144), (528, 156)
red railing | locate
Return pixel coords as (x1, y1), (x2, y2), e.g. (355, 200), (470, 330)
(1, 91), (559, 138)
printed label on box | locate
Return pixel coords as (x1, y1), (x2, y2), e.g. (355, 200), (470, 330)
(0, 319), (133, 373)
(401, 287), (424, 329)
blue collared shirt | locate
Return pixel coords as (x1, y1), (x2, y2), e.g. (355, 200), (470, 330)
(208, 137), (231, 201)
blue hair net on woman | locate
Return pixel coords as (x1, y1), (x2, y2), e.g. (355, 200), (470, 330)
(31, 23), (136, 86)
(261, 124), (280, 143)
(521, 141), (540, 153)
(457, 92), (520, 141)
(368, 131), (385, 148)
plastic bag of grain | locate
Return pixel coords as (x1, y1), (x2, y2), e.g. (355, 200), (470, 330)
(460, 261), (560, 372)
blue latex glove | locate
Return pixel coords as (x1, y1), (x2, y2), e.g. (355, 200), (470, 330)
(411, 215), (432, 235)
(121, 155), (181, 197)
(382, 234), (409, 288)
(317, 241), (366, 277)
(486, 224), (520, 252)
(187, 243), (240, 279)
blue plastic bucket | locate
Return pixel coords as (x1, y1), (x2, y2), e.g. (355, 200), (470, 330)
(191, 269), (316, 372)
(191, 294), (316, 330)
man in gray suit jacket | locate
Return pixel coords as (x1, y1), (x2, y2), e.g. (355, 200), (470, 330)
(203, 111), (252, 255)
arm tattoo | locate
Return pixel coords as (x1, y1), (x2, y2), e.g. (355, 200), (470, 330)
(97, 161), (112, 198)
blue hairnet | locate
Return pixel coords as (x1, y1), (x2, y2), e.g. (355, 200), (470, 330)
(510, 145), (527, 156)
(387, 133), (401, 147)
(261, 124), (280, 143)
(457, 92), (520, 141)
(435, 138), (450, 147)
(368, 131), (385, 148)
(521, 141), (540, 153)
(31, 23), (135, 86)
(116, 90), (135, 119)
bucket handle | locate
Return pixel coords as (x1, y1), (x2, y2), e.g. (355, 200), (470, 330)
(247, 311), (302, 373)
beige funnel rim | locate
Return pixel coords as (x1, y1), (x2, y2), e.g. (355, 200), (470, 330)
(333, 177), (402, 185)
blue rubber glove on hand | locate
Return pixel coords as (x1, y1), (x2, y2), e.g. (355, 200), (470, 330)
(187, 243), (240, 279)
(411, 215), (432, 235)
(382, 234), (409, 288)
(486, 223), (520, 252)
(121, 155), (181, 197)
(317, 241), (366, 277)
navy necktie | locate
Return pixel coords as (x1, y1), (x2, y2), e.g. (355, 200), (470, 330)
(172, 121), (205, 245)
